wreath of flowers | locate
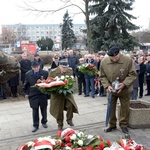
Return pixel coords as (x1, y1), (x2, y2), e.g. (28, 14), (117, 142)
(78, 63), (98, 76)
(35, 75), (75, 96)
(18, 128), (145, 150)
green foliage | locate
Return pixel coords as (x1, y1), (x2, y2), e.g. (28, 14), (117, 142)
(89, 0), (139, 52)
(36, 37), (54, 50)
(61, 10), (77, 50)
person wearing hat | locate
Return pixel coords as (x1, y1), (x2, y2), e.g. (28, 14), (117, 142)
(22, 61), (49, 132)
(19, 53), (31, 84)
(33, 53), (44, 69)
(99, 46), (137, 134)
(49, 59), (78, 130)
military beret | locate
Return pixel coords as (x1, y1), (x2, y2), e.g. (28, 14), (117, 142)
(59, 59), (68, 68)
(107, 47), (120, 56)
(31, 61), (40, 67)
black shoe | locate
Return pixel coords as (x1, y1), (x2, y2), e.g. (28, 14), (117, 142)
(78, 93), (82, 95)
(32, 127), (38, 132)
(67, 120), (74, 126)
(139, 96), (142, 98)
(92, 96), (95, 98)
(84, 95), (89, 97)
(104, 126), (117, 132)
(42, 123), (48, 128)
(145, 94), (150, 96)
(121, 127), (128, 134)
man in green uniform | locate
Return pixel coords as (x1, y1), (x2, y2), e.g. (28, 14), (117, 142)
(0, 51), (20, 83)
(99, 46), (137, 134)
(49, 59), (78, 130)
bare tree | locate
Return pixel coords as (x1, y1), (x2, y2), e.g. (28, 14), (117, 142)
(20, 0), (92, 53)
(1, 26), (16, 46)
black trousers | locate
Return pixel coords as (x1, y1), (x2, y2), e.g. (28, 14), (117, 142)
(146, 80), (150, 95)
(32, 107), (47, 127)
(11, 86), (17, 96)
(77, 77), (86, 95)
(0, 83), (6, 99)
(139, 82), (144, 97)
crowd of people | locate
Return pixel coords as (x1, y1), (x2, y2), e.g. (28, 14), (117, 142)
(1, 47), (150, 134)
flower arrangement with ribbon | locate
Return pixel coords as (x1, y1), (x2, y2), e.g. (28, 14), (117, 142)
(18, 128), (145, 150)
(78, 63), (98, 76)
(35, 75), (75, 96)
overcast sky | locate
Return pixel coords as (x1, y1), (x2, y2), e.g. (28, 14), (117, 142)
(0, 0), (150, 30)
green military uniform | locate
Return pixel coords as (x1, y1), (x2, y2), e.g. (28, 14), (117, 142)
(49, 67), (78, 128)
(0, 51), (20, 83)
(100, 54), (137, 128)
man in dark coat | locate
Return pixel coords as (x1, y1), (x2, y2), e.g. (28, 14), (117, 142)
(138, 57), (146, 98)
(19, 53), (31, 84)
(49, 59), (78, 130)
(68, 50), (79, 77)
(75, 58), (86, 95)
(22, 61), (48, 132)
(33, 53), (44, 69)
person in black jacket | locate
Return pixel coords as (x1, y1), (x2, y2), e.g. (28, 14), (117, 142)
(75, 58), (86, 95)
(22, 61), (48, 132)
(33, 53), (44, 69)
(138, 57), (146, 98)
(19, 53), (31, 84)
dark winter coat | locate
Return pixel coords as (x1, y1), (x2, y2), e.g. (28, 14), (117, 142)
(33, 58), (44, 69)
(8, 73), (19, 87)
(139, 62), (146, 84)
(19, 59), (31, 82)
(22, 69), (48, 108)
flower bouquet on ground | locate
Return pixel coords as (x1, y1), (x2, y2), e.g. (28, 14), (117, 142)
(78, 63), (98, 76)
(18, 128), (146, 150)
(35, 75), (75, 96)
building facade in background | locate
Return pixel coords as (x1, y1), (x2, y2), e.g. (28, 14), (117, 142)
(1, 24), (86, 50)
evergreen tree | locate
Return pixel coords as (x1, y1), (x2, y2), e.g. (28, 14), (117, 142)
(90, 0), (139, 52)
(61, 10), (77, 50)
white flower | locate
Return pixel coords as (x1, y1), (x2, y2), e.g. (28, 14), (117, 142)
(87, 135), (93, 139)
(65, 146), (72, 150)
(60, 75), (65, 80)
(78, 140), (83, 146)
(77, 132), (84, 137)
(70, 134), (77, 140)
(70, 75), (74, 79)
(65, 75), (69, 78)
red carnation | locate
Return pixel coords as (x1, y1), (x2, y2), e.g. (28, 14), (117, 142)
(99, 142), (105, 149)
(67, 142), (72, 147)
(106, 140), (111, 146)
(65, 136), (71, 142)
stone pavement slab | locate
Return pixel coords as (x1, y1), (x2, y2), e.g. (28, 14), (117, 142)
(0, 94), (150, 149)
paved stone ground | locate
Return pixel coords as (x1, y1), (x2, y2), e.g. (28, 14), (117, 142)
(0, 94), (150, 150)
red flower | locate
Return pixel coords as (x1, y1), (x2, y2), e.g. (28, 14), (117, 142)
(61, 142), (65, 147)
(67, 142), (72, 147)
(65, 136), (71, 142)
(106, 140), (111, 146)
(99, 142), (105, 149)
(98, 136), (103, 141)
